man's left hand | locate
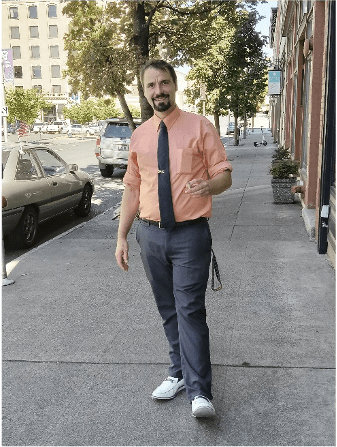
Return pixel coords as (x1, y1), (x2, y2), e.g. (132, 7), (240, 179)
(185, 171), (232, 197)
(185, 179), (211, 197)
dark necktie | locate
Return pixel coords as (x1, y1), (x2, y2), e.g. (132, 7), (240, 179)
(157, 121), (175, 229)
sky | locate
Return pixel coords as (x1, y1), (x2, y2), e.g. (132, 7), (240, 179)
(255, 0), (278, 59)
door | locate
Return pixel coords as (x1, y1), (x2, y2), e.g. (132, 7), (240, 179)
(33, 149), (82, 217)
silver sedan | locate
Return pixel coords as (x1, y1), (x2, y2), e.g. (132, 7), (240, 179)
(2, 144), (94, 248)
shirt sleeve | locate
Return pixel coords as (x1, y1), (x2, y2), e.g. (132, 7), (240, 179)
(123, 135), (141, 189)
(202, 121), (233, 178)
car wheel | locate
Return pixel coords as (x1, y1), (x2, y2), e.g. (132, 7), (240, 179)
(74, 184), (92, 217)
(11, 206), (38, 248)
(100, 165), (114, 177)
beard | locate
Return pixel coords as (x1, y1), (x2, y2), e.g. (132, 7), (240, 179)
(152, 95), (172, 112)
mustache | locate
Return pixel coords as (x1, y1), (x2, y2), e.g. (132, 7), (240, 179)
(153, 94), (169, 100)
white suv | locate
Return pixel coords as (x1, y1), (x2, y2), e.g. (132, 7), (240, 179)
(95, 118), (141, 177)
(47, 121), (66, 133)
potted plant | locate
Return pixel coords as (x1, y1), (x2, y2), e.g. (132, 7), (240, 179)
(271, 146), (291, 164)
(270, 158), (299, 203)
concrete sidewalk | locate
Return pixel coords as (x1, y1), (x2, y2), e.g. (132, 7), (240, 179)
(2, 131), (335, 446)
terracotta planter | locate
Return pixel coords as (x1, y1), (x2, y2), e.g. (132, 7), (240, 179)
(271, 178), (297, 203)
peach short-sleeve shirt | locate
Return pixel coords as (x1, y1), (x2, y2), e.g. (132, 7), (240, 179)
(123, 106), (233, 222)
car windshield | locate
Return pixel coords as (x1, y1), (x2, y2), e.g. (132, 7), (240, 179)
(104, 123), (132, 139)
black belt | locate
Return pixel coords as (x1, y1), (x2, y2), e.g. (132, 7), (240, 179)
(140, 217), (207, 229)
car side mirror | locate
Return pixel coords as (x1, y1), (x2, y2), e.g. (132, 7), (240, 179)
(69, 164), (78, 173)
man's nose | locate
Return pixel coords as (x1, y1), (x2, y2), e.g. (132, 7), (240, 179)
(154, 83), (164, 96)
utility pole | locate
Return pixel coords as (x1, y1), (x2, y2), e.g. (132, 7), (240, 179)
(200, 84), (206, 116)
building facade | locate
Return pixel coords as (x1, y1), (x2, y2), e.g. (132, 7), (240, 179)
(2, 0), (72, 121)
(269, 0), (335, 267)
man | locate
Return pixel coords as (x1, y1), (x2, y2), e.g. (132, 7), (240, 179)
(115, 60), (232, 418)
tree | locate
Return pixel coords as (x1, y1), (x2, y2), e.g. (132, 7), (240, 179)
(62, 1), (248, 128)
(185, 9), (268, 141)
(5, 88), (52, 124)
(216, 12), (269, 145)
(185, 16), (235, 134)
(62, 1), (137, 129)
(63, 98), (120, 123)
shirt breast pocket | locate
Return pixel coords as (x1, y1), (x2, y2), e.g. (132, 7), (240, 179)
(176, 147), (199, 174)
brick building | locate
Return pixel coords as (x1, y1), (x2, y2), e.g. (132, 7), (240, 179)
(269, 0), (335, 267)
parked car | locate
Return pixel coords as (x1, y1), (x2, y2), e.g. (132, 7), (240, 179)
(68, 124), (95, 136)
(95, 118), (141, 177)
(33, 122), (45, 133)
(7, 124), (16, 134)
(46, 121), (66, 133)
(226, 122), (235, 134)
(2, 144), (94, 248)
(88, 122), (102, 134)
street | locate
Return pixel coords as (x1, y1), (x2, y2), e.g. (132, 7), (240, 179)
(3, 133), (124, 263)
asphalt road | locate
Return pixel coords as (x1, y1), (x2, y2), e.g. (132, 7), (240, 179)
(3, 133), (124, 263)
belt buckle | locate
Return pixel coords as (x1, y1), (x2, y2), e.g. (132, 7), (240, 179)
(159, 221), (163, 229)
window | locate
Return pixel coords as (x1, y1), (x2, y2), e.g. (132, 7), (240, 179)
(14, 66), (23, 78)
(9, 7), (18, 19)
(10, 27), (20, 39)
(52, 85), (61, 94)
(33, 85), (42, 93)
(48, 4), (57, 18)
(32, 66), (41, 78)
(49, 25), (58, 38)
(31, 46), (40, 58)
(12, 46), (21, 59)
(15, 154), (40, 181)
(35, 149), (66, 176)
(29, 26), (39, 38)
(28, 5), (38, 19)
(51, 65), (61, 78)
(50, 45), (59, 58)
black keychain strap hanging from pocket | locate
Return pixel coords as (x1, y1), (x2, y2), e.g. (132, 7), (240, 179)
(211, 249), (222, 291)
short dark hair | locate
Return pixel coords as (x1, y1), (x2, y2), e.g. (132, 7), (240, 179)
(140, 60), (177, 88)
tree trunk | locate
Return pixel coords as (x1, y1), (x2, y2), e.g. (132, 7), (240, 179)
(243, 111), (247, 139)
(213, 111), (220, 135)
(137, 74), (153, 122)
(131, 1), (153, 121)
(117, 92), (136, 132)
(234, 115), (239, 146)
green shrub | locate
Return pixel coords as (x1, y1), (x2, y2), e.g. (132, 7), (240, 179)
(270, 159), (299, 179)
(272, 146), (291, 160)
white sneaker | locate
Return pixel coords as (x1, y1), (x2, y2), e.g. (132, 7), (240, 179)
(191, 395), (215, 418)
(152, 377), (185, 400)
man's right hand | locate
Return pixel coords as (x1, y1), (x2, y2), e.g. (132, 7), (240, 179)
(115, 238), (129, 271)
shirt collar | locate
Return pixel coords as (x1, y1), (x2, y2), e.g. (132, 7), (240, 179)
(153, 105), (181, 131)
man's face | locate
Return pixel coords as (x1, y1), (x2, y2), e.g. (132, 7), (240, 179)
(143, 67), (177, 114)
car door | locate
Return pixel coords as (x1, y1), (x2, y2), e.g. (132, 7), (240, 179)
(2, 151), (52, 227)
(33, 148), (83, 217)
